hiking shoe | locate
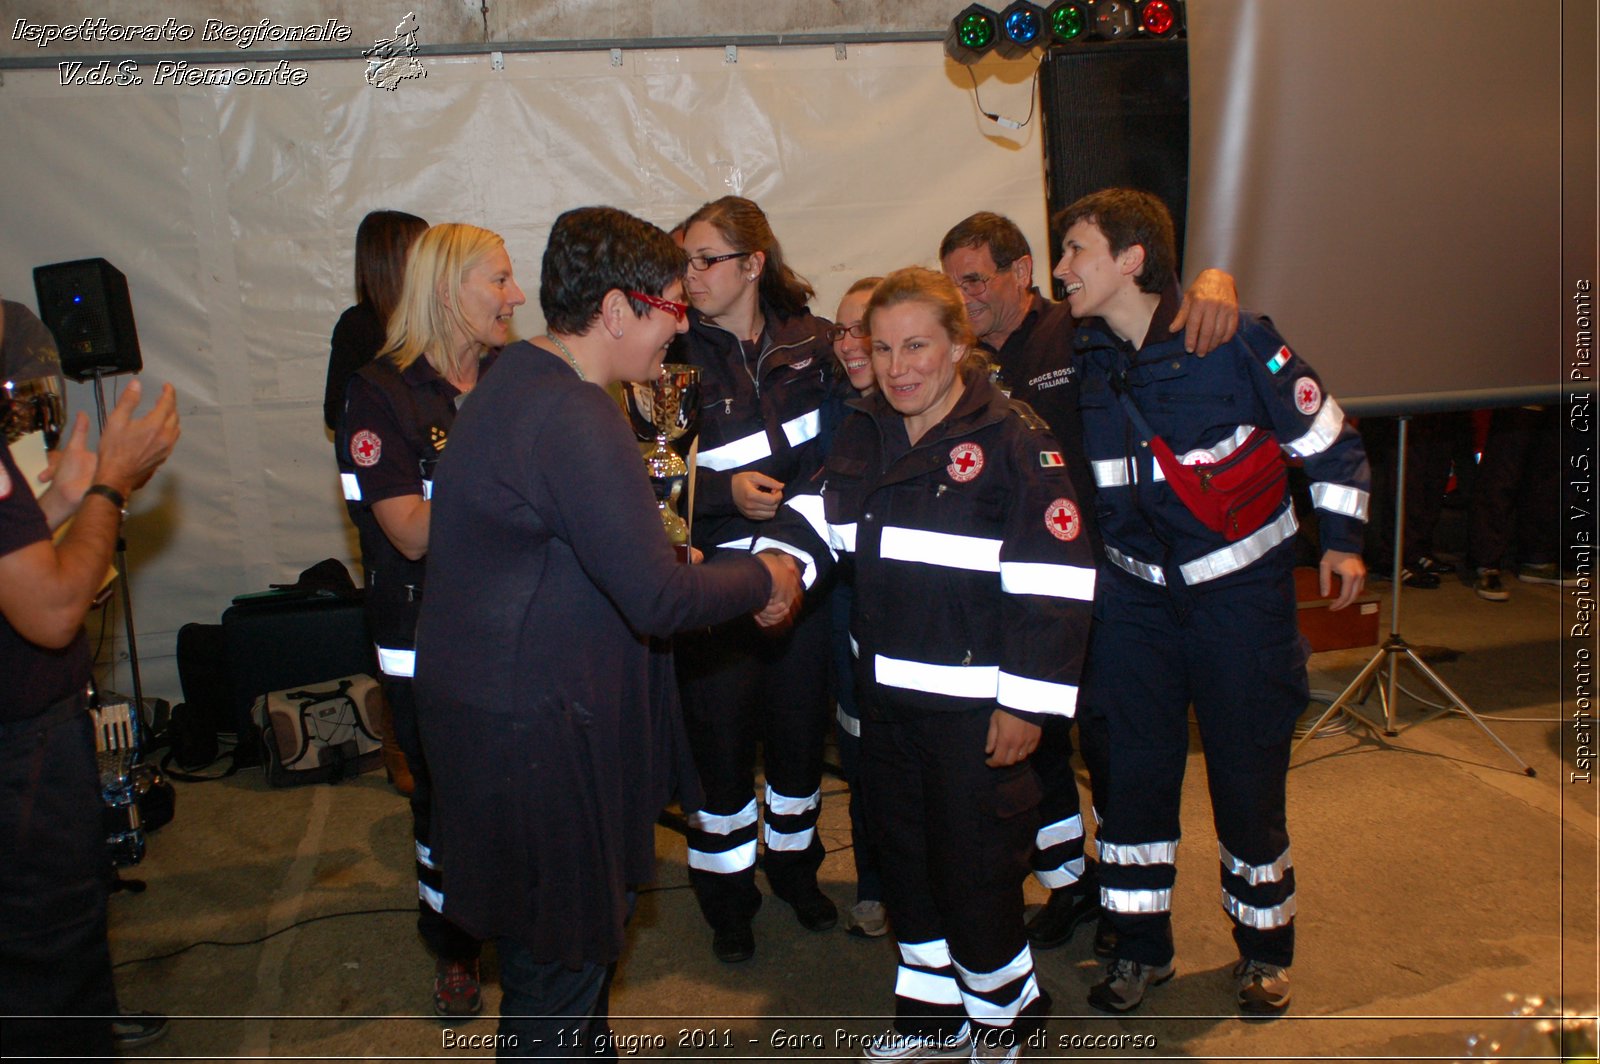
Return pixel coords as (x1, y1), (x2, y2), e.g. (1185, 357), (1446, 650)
(1475, 568), (1511, 602)
(1092, 917), (1119, 959)
(1233, 958), (1292, 1016)
(1400, 566), (1439, 589)
(848, 900), (889, 938)
(712, 922), (755, 963)
(1087, 958), (1174, 1013)
(783, 884), (839, 932)
(1518, 562), (1579, 587)
(1025, 886), (1100, 950)
(861, 1023), (972, 1062)
(111, 1010), (170, 1050)
(433, 958), (483, 1017)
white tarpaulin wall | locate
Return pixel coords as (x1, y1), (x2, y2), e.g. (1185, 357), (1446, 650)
(0, 42), (1050, 701)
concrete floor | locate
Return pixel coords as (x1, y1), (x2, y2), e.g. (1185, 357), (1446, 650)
(108, 571), (1598, 1062)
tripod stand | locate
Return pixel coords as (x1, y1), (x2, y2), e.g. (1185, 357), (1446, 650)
(88, 368), (146, 717)
(1293, 415), (1534, 776)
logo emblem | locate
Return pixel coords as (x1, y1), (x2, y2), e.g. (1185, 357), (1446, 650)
(364, 12), (426, 91)
(947, 442), (984, 482)
(1039, 450), (1064, 469)
(1045, 498), (1081, 541)
(351, 429), (382, 468)
(1294, 377), (1322, 415)
(1180, 448), (1214, 466)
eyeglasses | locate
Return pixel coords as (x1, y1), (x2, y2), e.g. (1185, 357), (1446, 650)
(626, 290), (689, 323)
(826, 323), (869, 342)
(952, 272), (996, 296)
(686, 250), (750, 272)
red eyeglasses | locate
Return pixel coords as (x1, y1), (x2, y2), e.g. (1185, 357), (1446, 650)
(626, 290), (689, 323)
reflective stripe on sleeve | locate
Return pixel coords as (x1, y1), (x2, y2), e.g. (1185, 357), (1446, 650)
(716, 537), (755, 552)
(697, 428), (771, 471)
(997, 671), (1078, 717)
(377, 646), (415, 678)
(749, 536), (818, 589)
(1099, 839), (1178, 866)
(831, 521), (858, 554)
(781, 409), (822, 448)
(879, 526), (1002, 573)
(875, 654), (999, 700)
(1310, 482), (1370, 520)
(786, 494), (833, 555)
(1101, 886), (1173, 914)
(1283, 398), (1345, 458)
(341, 473), (362, 501)
(1000, 561), (1096, 600)
(1220, 843), (1293, 886)
(1223, 890), (1297, 929)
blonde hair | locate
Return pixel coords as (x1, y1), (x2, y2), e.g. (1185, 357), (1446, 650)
(382, 223), (506, 378)
(866, 267), (986, 373)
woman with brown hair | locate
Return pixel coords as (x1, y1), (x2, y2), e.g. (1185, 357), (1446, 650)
(323, 209), (427, 432)
(672, 196), (839, 963)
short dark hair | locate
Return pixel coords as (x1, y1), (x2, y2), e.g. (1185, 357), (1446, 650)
(1053, 188), (1176, 294)
(938, 212), (1032, 270)
(355, 209), (428, 326)
(540, 207), (686, 335)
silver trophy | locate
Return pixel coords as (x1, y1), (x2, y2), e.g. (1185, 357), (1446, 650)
(622, 364), (701, 560)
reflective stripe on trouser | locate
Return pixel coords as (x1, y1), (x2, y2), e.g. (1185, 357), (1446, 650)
(1029, 715), (1093, 891)
(863, 706), (1049, 1041)
(676, 598), (833, 931)
(1085, 558), (1303, 968)
(381, 675), (480, 963)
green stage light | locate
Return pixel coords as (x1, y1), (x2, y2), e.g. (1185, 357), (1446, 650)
(945, 4), (999, 64)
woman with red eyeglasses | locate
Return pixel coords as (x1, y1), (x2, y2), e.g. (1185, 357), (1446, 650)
(671, 195), (843, 964)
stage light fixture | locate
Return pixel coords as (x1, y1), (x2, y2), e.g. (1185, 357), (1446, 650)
(1083, 0), (1137, 40)
(995, 1), (1047, 59)
(945, 4), (999, 64)
(1045, 1), (1090, 43)
(1134, 0), (1182, 38)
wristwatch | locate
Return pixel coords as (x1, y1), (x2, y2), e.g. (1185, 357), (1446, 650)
(85, 483), (128, 520)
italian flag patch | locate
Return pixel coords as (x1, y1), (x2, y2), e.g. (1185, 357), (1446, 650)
(1039, 450), (1064, 468)
(1266, 346), (1293, 374)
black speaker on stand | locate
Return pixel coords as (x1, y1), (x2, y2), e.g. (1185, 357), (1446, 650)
(32, 257), (148, 716)
(1039, 39), (1190, 287)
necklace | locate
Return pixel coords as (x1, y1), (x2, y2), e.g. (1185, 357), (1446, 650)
(545, 334), (586, 382)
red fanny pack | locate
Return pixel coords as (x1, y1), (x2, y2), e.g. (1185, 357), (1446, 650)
(1147, 429), (1287, 541)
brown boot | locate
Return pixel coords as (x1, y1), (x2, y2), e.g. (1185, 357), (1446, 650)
(366, 685), (414, 796)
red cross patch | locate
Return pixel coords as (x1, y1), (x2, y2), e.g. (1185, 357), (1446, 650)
(947, 441), (984, 483)
(1294, 377), (1322, 415)
(350, 429), (382, 468)
(1046, 498), (1081, 541)
(0, 464), (11, 500)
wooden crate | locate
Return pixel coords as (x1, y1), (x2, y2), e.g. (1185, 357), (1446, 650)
(1293, 567), (1381, 652)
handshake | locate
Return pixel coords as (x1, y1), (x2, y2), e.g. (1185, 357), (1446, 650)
(753, 550), (804, 629)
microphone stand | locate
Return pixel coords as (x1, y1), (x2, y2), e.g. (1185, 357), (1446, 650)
(90, 368), (145, 717)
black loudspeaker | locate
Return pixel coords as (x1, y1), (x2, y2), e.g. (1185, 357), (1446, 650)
(1039, 41), (1190, 291)
(32, 258), (142, 382)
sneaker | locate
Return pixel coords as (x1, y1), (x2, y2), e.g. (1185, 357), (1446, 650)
(848, 899), (889, 938)
(1475, 568), (1511, 602)
(1233, 958), (1292, 1016)
(712, 921), (755, 963)
(1518, 562), (1580, 587)
(1087, 957), (1174, 1013)
(1400, 566), (1440, 589)
(970, 1025), (1023, 1062)
(111, 1010), (170, 1050)
(433, 958), (483, 1017)
(861, 1023), (972, 1062)
(783, 884), (839, 932)
(1091, 917), (1119, 959)
(1414, 554), (1456, 576)
(1025, 886), (1100, 950)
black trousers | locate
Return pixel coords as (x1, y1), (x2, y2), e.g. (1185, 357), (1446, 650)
(0, 699), (118, 1060)
(1085, 560), (1304, 969)
(383, 675), (481, 964)
(1029, 716), (1102, 893)
(862, 707), (1047, 1040)
(677, 597), (833, 931)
